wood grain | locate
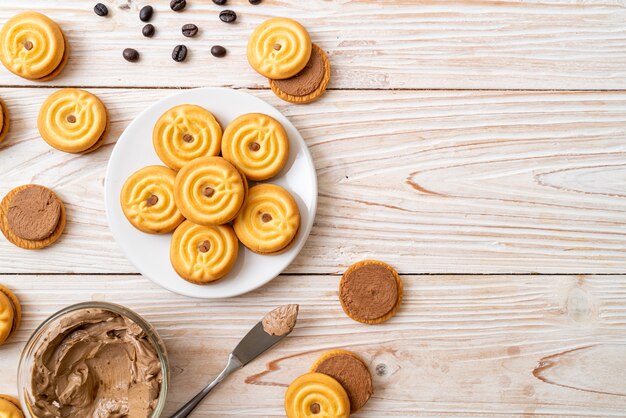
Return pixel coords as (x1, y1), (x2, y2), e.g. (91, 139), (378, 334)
(1, 88), (626, 274)
(0, 0), (625, 89)
(1, 274), (625, 417)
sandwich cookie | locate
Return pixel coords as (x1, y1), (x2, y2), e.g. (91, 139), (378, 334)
(339, 260), (403, 325)
(0, 12), (69, 81)
(0, 395), (24, 418)
(153, 104), (222, 171)
(221, 113), (289, 181)
(0, 285), (21, 346)
(174, 156), (246, 226)
(270, 44), (331, 104)
(284, 372), (350, 418)
(0, 184), (66, 250)
(170, 220), (239, 284)
(120, 166), (185, 234)
(310, 350), (373, 413)
(234, 184), (300, 254)
(0, 98), (9, 145)
(38, 88), (109, 153)
(247, 17), (312, 80)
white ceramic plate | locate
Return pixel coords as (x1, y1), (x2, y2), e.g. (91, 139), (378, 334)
(104, 87), (317, 298)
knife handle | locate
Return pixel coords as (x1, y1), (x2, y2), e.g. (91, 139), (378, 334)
(169, 353), (243, 418)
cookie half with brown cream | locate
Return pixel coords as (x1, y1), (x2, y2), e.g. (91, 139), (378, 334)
(0, 184), (66, 249)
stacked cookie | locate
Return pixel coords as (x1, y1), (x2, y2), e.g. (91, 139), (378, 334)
(285, 350), (373, 418)
(247, 18), (331, 104)
(121, 105), (300, 285)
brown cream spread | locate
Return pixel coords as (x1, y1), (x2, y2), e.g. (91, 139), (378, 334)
(262, 304), (299, 336)
(272, 46), (325, 97)
(7, 185), (61, 241)
(340, 264), (398, 320)
(314, 353), (373, 413)
(29, 309), (162, 418)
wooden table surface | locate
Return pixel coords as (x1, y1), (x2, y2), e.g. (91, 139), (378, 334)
(1, 1), (626, 417)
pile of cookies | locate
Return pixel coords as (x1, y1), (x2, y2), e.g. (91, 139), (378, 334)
(247, 18), (330, 104)
(120, 105), (300, 284)
(285, 349), (373, 418)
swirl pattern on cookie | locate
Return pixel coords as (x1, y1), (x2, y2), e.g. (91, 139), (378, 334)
(121, 166), (184, 234)
(38, 88), (108, 153)
(0, 12), (65, 80)
(153, 105), (222, 171)
(284, 373), (350, 418)
(222, 113), (289, 181)
(247, 18), (312, 79)
(0, 396), (23, 418)
(170, 220), (239, 284)
(0, 292), (15, 344)
(175, 156), (246, 226)
(234, 184), (300, 254)
(0, 98), (9, 145)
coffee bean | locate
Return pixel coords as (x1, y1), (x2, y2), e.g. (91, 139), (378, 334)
(212, 0), (227, 4)
(219, 10), (237, 23)
(182, 23), (198, 37)
(94, 3), (108, 16)
(142, 24), (155, 38)
(170, 0), (186, 11)
(249, 0), (262, 4)
(210, 45), (226, 57)
(123, 48), (140, 62)
(172, 45), (187, 62)
(139, 5), (153, 22)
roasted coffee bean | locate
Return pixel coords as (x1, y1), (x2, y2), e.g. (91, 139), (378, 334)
(139, 5), (154, 22)
(182, 23), (198, 37)
(123, 48), (140, 62)
(249, 0), (262, 4)
(172, 44), (188, 62)
(219, 10), (237, 23)
(170, 0), (186, 11)
(142, 24), (155, 38)
(94, 3), (108, 16)
(212, 0), (227, 4)
(210, 45), (227, 58)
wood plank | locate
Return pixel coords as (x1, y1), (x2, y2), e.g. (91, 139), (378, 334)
(1, 274), (625, 416)
(1, 88), (626, 274)
(0, 0), (625, 89)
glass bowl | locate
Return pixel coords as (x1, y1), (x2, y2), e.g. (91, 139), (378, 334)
(17, 301), (169, 417)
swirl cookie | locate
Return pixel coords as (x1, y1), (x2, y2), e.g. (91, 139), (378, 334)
(247, 18), (312, 80)
(174, 156), (246, 226)
(121, 166), (185, 234)
(284, 372), (350, 418)
(0, 12), (69, 81)
(311, 350), (373, 413)
(221, 113), (289, 181)
(0, 285), (21, 346)
(0, 395), (24, 418)
(0, 185), (66, 250)
(153, 104), (222, 171)
(170, 220), (239, 284)
(270, 44), (331, 104)
(38, 89), (109, 154)
(339, 260), (403, 325)
(0, 98), (9, 145)
(234, 184), (300, 254)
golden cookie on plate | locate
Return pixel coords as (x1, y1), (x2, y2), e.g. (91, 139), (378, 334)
(0, 285), (21, 346)
(0, 12), (68, 81)
(170, 220), (239, 284)
(221, 113), (289, 181)
(0, 97), (9, 145)
(120, 166), (185, 234)
(284, 372), (350, 418)
(153, 104), (222, 171)
(234, 184), (300, 254)
(0, 184), (66, 250)
(38, 88), (109, 153)
(174, 156), (246, 226)
(247, 17), (312, 80)
(0, 394), (24, 418)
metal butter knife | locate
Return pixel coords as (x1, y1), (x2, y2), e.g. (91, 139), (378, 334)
(170, 305), (299, 418)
